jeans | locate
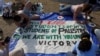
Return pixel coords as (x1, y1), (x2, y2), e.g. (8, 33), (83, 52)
(59, 5), (73, 16)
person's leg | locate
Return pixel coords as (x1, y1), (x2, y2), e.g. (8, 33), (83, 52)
(17, 10), (30, 19)
(9, 48), (24, 56)
(59, 5), (73, 16)
(23, 8), (31, 17)
(31, 14), (40, 20)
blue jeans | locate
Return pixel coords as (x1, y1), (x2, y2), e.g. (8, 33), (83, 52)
(60, 5), (73, 16)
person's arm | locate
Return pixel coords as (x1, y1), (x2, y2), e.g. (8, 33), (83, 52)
(73, 7), (81, 21)
(73, 7), (84, 24)
(72, 43), (77, 56)
(73, 9), (82, 24)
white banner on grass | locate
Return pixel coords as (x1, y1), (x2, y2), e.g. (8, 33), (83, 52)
(12, 20), (86, 54)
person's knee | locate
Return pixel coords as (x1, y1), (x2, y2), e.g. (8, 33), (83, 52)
(9, 48), (24, 56)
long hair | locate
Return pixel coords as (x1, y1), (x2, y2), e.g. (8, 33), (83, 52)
(78, 32), (92, 52)
(13, 15), (28, 28)
(82, 3), (92, 14)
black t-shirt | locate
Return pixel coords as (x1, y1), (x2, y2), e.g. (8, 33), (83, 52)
(88, 0), (97, 5)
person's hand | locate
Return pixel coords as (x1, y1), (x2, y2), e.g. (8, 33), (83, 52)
(31, 14), (40, 20)
(25, 21), (31, 28)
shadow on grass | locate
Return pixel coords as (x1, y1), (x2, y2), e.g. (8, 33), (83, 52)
(2, 18), (14, 25)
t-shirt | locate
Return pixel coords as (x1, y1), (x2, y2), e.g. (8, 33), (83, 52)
(0, 49), (4, 56)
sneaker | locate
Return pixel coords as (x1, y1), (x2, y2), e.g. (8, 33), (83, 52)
(88, 22), (96, 27)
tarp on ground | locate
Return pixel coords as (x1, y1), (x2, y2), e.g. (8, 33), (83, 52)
(9, 12), (100, 56)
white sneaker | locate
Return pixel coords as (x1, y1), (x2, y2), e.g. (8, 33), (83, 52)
(88, 22), (96, 27)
